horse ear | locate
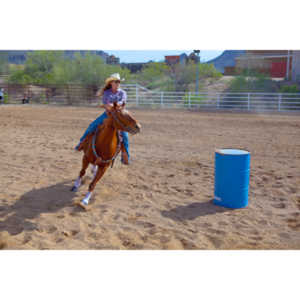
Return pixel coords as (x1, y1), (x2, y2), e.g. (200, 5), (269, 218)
(121, 102), (125, 109)
(113, 102), (118, 109)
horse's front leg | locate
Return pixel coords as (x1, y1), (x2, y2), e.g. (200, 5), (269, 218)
(91, 164), (98, 178)
(79, 164), (110, 207)
(71, 155), (89, 192)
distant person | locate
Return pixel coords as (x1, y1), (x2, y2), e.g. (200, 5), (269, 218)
(22, 92), (30, 104)
(0, 88), (4, 104)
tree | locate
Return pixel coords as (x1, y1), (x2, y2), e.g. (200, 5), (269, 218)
(0, 51), (9, 75)
(167, 62), (222, 92)
(8, 51), (132, 87)
(8, 51), (64, 85)
(168, 63), (195, 91)
(138, 62), (170, 87)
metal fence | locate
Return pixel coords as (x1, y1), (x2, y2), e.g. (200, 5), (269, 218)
(1, 83), (300, 112)
(0, 84), (100, 106)
(122, 85), (300, 112)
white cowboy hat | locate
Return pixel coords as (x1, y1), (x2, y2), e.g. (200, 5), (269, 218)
(105, 73), (125, 85)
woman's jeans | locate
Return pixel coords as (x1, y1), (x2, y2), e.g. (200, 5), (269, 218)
(79, 112), (129, 161)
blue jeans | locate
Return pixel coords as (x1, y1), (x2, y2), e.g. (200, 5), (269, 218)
(79, 111), (130, 160)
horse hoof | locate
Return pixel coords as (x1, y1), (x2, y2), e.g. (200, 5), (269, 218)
(70, 186), (78, 192)
(76, 201), (89, 210)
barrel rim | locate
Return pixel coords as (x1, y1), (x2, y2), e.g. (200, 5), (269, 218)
(215, 148), (250, 155)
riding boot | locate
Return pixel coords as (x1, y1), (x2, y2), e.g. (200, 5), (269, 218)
(75, 133), (92, 151)
(121, 142), (129, 165)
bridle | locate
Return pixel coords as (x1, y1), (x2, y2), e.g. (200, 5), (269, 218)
(110, 109), (138, 135)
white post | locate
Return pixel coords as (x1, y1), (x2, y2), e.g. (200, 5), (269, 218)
(247, 93), (250, 111)
(278, 93), (282, 111)
(188, 92), (191, 108)
(217, 94), (220, 109)
(286, 50), (290, 80)
(136, 84), (139, 107)
(160, 91), (164, 108)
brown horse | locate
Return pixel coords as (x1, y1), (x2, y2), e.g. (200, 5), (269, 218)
(71, 102), (141, 209)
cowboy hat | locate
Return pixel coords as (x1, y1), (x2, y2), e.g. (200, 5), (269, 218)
(105, 73), (125, 85)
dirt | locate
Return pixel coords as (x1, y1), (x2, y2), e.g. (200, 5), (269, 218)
(0, 105), (299, 249)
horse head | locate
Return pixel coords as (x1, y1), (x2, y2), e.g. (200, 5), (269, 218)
(106, 102), (141, 135)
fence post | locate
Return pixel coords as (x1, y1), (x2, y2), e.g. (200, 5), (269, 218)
(136, 84), (139, 107)
(217, 93), (220, 109)
(278, 93), (282, 111)
(247, 93), (250, 111)
(160, 91), (164, 108)
(188, 92), (191, 109)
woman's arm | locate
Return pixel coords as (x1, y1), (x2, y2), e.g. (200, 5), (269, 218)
(96, 89), (102, 97)
(101, 91), (114, 111)
(117, 90), (127, 106)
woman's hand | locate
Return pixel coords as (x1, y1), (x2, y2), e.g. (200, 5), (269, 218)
(104, 104), (113, 111)
(99, 104), (113, 110)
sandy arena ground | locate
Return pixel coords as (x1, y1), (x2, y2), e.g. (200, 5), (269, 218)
(0, 105), (299, 249)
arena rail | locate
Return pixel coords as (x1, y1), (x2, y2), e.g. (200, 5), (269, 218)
(122, 85), (300, 112)
(1, 83), (300, 112)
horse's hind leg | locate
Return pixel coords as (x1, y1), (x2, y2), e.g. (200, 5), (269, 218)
(71, 155), (89, 192)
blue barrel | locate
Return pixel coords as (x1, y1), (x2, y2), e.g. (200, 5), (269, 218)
(213, 149), (250, 209)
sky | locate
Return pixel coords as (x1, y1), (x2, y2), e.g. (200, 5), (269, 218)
(105, 50), (224, 63)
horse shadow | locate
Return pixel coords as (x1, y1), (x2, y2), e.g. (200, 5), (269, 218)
(161, 199), (232, 222)
(0, 180), (80, 236)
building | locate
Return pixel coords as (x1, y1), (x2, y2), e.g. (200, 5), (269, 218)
(179, 53), (188, 65)
(223, 66), (236, 75)
(188, 52), (199, 64)
(165, 53), (193, 66)
(235, 50), (292, 78)
(165, 55), (180, 65)
(205, 50), (246, 74)
(106, 55), (120, 65)
(121, 62), (146, 73)
(291, 51), (300, 82)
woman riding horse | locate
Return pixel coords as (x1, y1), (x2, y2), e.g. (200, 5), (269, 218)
(75, 73), (130, 164)
(71, 101), (141, 209)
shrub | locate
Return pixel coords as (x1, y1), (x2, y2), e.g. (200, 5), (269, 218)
(279, 85), (300, 93)
(228, 72), (277, 92)
(183, 93), (207, 107)
(3, 92), (9, 104)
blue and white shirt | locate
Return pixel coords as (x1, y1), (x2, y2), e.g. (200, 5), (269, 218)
(102, 88), (127, 105)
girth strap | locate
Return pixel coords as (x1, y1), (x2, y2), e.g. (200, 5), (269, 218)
(92, 126), (121, 166)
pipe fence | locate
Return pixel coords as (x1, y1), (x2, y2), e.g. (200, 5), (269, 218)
(1, 83), (300, 112)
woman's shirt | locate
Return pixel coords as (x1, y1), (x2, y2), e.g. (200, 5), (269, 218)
(102, 88), (127, 105)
